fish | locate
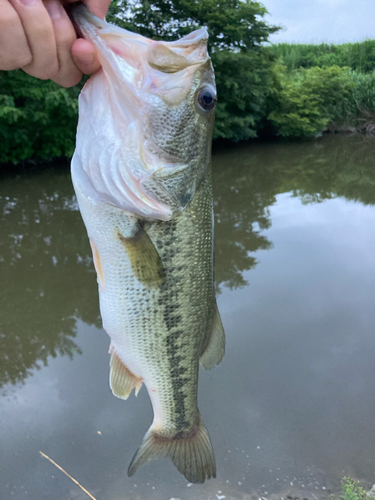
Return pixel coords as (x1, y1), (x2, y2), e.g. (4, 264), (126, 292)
(71, 5), (225, 484)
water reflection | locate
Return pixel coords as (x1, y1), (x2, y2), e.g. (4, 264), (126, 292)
(2, 135), (375, 499)
(213, 134), (375, 289)
(0, 168), (99, 388)
(1, 135), (375, 389)
(213, 156), (274, 291)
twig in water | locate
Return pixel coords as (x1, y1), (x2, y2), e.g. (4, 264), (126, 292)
(39, 451), (97, 500)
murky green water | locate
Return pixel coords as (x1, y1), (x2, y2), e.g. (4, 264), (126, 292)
(2, 135), (375, 500)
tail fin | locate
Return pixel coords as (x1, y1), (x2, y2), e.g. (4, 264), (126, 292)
(127, 414), (216, 484)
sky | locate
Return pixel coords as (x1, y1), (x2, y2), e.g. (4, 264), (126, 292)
(262, 0), (375, 44)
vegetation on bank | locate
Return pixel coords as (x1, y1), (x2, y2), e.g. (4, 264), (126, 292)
(1, 0), (375, 164)
(0, 71), (79, 164)
(266, 41), (375, 137)
(267, 40), (375, 74)
(340, 477), (368, 500)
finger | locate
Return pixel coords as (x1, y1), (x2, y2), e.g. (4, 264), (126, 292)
(66, 0), (111, 20)
(71, 38), (101, 75)
(84, 0), (111, 19)
(44, 0), (82, 87)
(0, 0), (32, 70)
(8, 0), (58, 80)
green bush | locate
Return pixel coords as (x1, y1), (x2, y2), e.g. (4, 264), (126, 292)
(344, 71), (375, 132)
(0, 71), (79, 164)
(341, 477), (367, 500)
(349, 71), (375, 110)
(267, 66), (355, 137)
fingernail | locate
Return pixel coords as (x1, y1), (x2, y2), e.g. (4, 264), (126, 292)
(45, 0), (63, 19)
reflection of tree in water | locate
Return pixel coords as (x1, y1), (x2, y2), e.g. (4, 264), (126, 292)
(0, 167), (100, 388)
(213, 151), (275, 291)
(2, 135), (375, 387)
(213, 134), (375, 290)
(265, 135), (375, 206)
(293, 136), (375, 206)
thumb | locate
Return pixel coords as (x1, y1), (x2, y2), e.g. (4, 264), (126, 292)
(71, 38), (101, 75)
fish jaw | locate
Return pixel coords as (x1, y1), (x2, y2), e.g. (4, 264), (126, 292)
(72, 5), (216, 221)
(72, 5), (209, 92)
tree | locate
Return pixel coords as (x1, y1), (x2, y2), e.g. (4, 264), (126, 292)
(267, 66), (355, 137)
(0, 0), (280, 165)
(0, 70), (79, 164)
(109, 0), (280, 141)
(110, 0), (278, 49)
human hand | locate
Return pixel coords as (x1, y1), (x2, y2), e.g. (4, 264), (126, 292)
(0, 0), (111, 87)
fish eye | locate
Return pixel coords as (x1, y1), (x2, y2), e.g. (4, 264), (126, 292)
(197, 87), (217, 112)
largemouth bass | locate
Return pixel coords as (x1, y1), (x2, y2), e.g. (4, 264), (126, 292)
(71, 6), (225, 484)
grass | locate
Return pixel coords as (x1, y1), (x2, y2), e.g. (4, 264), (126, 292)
(267, 39), (375, 74)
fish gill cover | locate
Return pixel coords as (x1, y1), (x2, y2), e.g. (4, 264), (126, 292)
(72, 5), (216, 221)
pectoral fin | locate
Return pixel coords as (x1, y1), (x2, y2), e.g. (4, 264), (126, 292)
(200, 302), (225, 370)
(109, 346), (142, 399)
(118, 223), (166, 288)
(141, 164), (195, 213)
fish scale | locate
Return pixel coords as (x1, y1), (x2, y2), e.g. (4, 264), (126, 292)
(71, 4), (225, 484)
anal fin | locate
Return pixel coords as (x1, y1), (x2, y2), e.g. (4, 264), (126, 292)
(200, 301), (225, 370)
(109, 346), (142, 400)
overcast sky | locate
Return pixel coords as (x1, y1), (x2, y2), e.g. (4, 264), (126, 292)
(263, 0), (375, 44)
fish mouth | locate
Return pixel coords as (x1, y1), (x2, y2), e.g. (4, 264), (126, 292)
(66, 4), (83, 39)
(71, 4), (210, 111)
(70, 3), (106, 33)
(70, 4), (209, 76)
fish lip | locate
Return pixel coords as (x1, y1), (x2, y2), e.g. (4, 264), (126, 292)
(68, 4), (102, 46)
(70, 3), (105, 30)
(71, 4), (209, 57)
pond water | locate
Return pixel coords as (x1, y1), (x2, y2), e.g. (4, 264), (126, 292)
(1, 135), (375, 500)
